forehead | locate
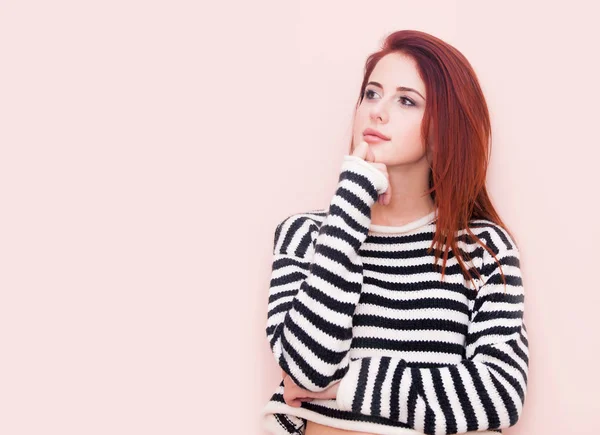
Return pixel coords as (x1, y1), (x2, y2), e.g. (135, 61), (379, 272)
(368, 52), (426, 97)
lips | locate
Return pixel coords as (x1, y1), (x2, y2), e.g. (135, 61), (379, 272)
(363, 128), (390, 140)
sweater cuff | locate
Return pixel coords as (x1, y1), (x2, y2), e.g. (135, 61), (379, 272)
(341, 155), (389, 195)
(336, 359), (362, 411)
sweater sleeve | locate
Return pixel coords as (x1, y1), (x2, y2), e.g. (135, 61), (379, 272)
(335, 237), (529, 435)
(265, 155), (389, 392)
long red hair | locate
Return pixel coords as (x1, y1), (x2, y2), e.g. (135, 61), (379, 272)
(349, 30), (516, 292)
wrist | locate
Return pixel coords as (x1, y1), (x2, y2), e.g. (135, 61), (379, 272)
(341, 155), (389, 195)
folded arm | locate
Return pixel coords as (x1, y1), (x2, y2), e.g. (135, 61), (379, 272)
(265, 156), (388, 392)
(335, 240), (529, 435)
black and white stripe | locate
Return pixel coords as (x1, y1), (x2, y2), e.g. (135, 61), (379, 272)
(264, 156), (528, 435)
(266, 155), (389, 391)
(334, 242), (528, 435)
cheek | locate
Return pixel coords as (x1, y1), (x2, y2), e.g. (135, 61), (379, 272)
(390, 119), (426, 159)
(352, 110), (369, 140)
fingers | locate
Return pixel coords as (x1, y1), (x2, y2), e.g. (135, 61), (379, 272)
(380, 183), (392, 205)
(283, 393), (302, 407)
(352, 140), (372, 160)
(290, 397), (314, 407)
(352, 140), (377, 163)
(281, 374), (319, 407)
(351, 141), (365, 159)
(365, 142), (376, 162)
(369, 161), (390, 205)
(351, 143), (391, 205)
(283, 387), (314, 407)
(384, 191), (392, 205)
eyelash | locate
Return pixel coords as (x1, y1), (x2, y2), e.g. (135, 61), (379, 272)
(363, 89), (416, 107)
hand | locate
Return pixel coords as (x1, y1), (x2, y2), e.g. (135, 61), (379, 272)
(351, 140), (391, 205)
(281, 369), (340, 407)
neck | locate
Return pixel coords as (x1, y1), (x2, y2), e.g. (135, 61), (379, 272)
(371, 197), (436, 226)
(370, 159), (435, 226)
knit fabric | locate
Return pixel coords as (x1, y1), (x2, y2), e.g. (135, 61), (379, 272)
(262, 155), (529, 435)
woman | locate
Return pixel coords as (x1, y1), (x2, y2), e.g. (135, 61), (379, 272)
(262, 29), (528, 435)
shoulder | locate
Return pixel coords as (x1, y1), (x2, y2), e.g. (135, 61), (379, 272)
(465, 219), (522, 285)
(272, 208), (327, 257)
(467, 218), (519, 257)
(464, 221), (525, 307)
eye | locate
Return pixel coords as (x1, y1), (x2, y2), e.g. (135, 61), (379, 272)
(364, 89), (378, 99)
(363, 89), (416, 107)
(399, 96), (416, 107)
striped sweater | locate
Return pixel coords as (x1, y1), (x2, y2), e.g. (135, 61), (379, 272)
(262, 155), (529, 435)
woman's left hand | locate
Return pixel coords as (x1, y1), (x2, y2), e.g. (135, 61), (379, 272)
(281, 369), (340, 407)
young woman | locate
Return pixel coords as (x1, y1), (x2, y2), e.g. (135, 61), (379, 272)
(262, 29), (528, 435)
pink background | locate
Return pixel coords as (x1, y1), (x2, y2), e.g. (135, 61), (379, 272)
(1, 1), (598, 434)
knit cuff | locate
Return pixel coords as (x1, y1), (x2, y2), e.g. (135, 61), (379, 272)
(341, 155), (389, 195)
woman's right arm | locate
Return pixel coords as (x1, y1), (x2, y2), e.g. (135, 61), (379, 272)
(265, 155), (388, 392)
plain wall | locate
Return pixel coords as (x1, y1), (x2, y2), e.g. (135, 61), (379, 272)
(0, 1), (598, 434)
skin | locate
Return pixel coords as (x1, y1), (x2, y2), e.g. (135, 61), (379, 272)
(281, 52), (436, 408)
(281, 368), (339, 406)
(352, 51), (435, 224)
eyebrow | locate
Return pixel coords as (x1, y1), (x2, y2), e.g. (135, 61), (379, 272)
(366, 81), (425, 101)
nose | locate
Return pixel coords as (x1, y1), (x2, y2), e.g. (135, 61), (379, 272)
(369, 101), (388, 124)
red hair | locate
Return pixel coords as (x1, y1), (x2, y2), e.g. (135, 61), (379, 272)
(349, 29), (517, 292)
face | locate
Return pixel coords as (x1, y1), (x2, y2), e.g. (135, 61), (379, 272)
(352, 52), (429, 167)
